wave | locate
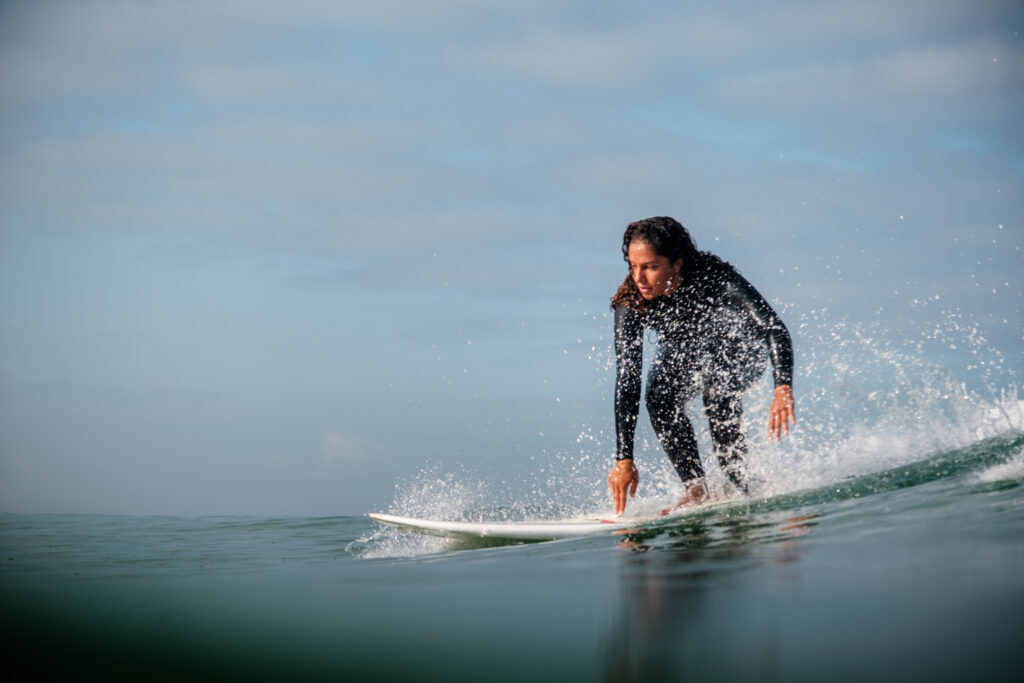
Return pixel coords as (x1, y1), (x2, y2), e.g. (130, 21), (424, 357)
(352, 430), (1023, 558)
(358, 308), (1022, 558)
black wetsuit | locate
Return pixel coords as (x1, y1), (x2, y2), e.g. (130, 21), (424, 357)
(613, 256), (793, 490)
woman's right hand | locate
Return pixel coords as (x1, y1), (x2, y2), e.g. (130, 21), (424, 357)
(608, 459), (639, 515)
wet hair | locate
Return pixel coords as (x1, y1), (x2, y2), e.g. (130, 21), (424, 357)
(610, 216), (719, 311)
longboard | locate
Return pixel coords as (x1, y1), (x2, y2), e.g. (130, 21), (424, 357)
(369, 498), (733, 541)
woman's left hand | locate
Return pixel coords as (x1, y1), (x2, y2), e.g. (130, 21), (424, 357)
(769, 384), (796, 440)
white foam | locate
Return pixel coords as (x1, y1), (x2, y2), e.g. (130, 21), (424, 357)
(975, 447), (1024, 485)
(358, 310), (1022, 557)
(349, 524), (450, 559)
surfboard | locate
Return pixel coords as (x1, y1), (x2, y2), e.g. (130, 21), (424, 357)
(369, 498), (733, 542)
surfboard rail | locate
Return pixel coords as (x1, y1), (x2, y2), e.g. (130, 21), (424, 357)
(369, 498), (733, 541)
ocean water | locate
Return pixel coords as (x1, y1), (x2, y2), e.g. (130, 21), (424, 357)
(3, 428), (1022, 682)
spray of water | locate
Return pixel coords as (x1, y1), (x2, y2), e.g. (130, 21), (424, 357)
(357, 306), (1021, 557)
(746, 308), (1022, 499)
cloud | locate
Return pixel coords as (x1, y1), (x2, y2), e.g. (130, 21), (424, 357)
(476, 24), (664, 87)
(714, 39), (1024, 125)
(462, 0), (1017, 85)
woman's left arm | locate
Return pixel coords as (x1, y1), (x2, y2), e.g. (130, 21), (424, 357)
(723, 270), (796, 439)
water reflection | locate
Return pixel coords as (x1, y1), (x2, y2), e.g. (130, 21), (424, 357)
(603, 512), (816, 682)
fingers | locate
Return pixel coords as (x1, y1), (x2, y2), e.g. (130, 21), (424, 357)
(770, 407), (794, 439)
(780, 400), (795, 436)
(769, 386), (796, 440)
(771, 409), (789, 439)
(609, 470), (624, 514)
(608, 461), (639, 514)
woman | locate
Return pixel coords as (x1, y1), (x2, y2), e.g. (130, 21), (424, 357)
(607, 217), (795, 515)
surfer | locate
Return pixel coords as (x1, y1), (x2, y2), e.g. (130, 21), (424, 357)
(607, 216), (795, 515)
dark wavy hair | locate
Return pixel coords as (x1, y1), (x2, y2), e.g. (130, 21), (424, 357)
(610, 216), (716, 310)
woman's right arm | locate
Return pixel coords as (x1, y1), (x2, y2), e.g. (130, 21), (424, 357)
(613, 305), (643, 461)
(610, 305), (643, 513)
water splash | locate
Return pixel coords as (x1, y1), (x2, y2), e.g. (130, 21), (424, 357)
(974, 443), (1024, 486)
(349, 466), (494, 558)
(359, 307), (1021, 557)
(743, 308), (1022, 499)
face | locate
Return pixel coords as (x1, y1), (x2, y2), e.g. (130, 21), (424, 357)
(628, 240), (682, 299)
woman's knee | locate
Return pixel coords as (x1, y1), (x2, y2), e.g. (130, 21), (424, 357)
(645, 381), (669, 417)
(647, 369), (696, 414)
(704, 395), (743, 440)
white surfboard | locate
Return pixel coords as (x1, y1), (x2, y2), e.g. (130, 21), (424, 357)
(369, 498), (734, 541)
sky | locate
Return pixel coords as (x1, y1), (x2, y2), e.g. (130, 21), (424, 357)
(0, 0), (1021, 516)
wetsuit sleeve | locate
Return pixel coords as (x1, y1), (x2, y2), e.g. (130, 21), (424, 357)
(613, 304), (644, 460)
(722, 270), (794, 387)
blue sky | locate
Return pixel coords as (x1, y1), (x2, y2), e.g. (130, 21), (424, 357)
(1, 0), (1021, 516)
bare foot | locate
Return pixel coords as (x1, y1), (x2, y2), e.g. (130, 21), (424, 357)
(658, 480), (709, 516)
